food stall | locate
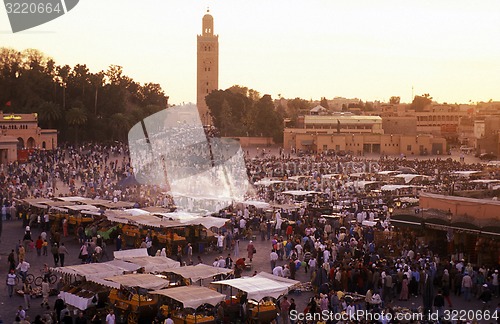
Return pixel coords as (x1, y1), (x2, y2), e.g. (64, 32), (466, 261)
(104, 274), (169, 324)
(151, 286), (225, 324)
(211, 272), (300, 323)
(53, 260), (142, 316)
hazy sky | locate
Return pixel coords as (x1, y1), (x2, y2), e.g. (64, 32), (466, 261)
(1, 0), (499, 105)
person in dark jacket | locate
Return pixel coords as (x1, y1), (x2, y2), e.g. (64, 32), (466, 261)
(479, 284), (492, 310)
(433, 290), (445, 318)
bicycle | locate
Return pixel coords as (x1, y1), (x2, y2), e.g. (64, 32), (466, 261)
(14, 272), (35, 285)
(34, 272), (58, 286)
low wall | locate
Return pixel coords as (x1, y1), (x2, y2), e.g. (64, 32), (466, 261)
(224, 137), (274, 147)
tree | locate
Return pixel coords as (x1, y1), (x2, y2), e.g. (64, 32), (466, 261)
(109, 113), (130, 140)
(56, 65), (70, 110)
(65, 106), (87, 143)
(38, 101), (61, 128)
(411, 94), (432, 112)
(219, 99), (234, 137)
(389, 96), (400, 104)
(320, 97), (329, 109)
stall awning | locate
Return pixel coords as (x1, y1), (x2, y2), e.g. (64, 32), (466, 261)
(237, 200), (271, 209)
(151, 286), (226, 308)
(103, 274), (169, 290)
(211, 272), (299, 301)
(52, 260), (141, 279)
(390, 214), (422, 228)
(282, 190), (318, 196)
(301, 140), (313, 146)
(120, 256), (180, 273)
(114, 248), (149, 260)
(166, 264), (233, 282)
(184, 216), (229, 229)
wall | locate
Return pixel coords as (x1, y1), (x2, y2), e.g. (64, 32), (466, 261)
(382, 117), (417, 135)
(419, 192), (500, 227)
(225, 137), (274, 147)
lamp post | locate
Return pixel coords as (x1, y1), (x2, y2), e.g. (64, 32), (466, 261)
(388, 207), (394, 220)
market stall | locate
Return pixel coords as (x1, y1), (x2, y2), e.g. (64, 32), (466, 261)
(151, 286), (224, 324)
(211, 272), (299, 323)
(105, 274), (168, 324)
(52, 259), (142, 284)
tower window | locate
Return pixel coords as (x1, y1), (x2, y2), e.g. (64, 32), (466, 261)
(206, 89), (209, 93)
(206, 82), (209, 85)
(208, 68), (210, 71)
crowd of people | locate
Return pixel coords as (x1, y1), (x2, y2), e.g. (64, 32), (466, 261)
(1, 143), (500, 323)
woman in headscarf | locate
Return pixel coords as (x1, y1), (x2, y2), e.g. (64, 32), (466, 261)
(160, 248), (167, 257)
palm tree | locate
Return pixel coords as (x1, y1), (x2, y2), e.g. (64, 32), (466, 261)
(65, 107), (87, 143)
(109, 113), (130, 140)
(38, 101), (61, 129)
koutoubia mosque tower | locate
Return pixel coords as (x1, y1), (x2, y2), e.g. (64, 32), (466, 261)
(197, 10), (219, 125)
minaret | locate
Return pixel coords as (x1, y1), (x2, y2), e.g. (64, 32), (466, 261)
(197, 9), (219, 125)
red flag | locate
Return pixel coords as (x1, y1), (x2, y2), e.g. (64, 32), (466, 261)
(5, 101), (11, 107)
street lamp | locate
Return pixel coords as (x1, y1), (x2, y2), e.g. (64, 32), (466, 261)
(388, 207), (394, 219)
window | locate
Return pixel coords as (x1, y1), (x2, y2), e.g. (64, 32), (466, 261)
(407, 145), (412, 151)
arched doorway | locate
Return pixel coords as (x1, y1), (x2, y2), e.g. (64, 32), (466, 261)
(27, 137), (35, 148)
(17, 137), (24, 149)
(42, 141), (46, 149)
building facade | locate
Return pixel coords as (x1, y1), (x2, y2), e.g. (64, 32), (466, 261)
(0, 112), (57, 163)
(196, 10), (219, 125)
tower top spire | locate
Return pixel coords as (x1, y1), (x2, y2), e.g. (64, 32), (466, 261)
(202, 9), (214, 36)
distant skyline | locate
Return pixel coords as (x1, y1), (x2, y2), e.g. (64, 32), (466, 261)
(1, 0), (499, 105)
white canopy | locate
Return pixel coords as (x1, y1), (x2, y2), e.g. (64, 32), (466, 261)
(211, 272), (299, 301)
(237, 200), (271, 209)
(65, 204), (100, 211)
(120, 256), (180, 273)
(321, 174), (340, 179)
(114, 248), (149, 260)
(155, 211), (204, 223)
(453, 171), (481, 178)
(282, 190), (318, 196)
(470, 179), (500, 184)
(184, 216), (229, 229)
(380, 185), (414, 191)
(103, 273), (169, 290)
(377, 170), (401, 176)
(166, 264), (233, 282)
(55, 196), (88, 202)
(52, 260), (141, 278)
(393, 174), (430, 184)
(253, 179), (284, 186)
(151, 286), (226, 308)
(345, 181), (378, 189)
(105, 211), (183, 228)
